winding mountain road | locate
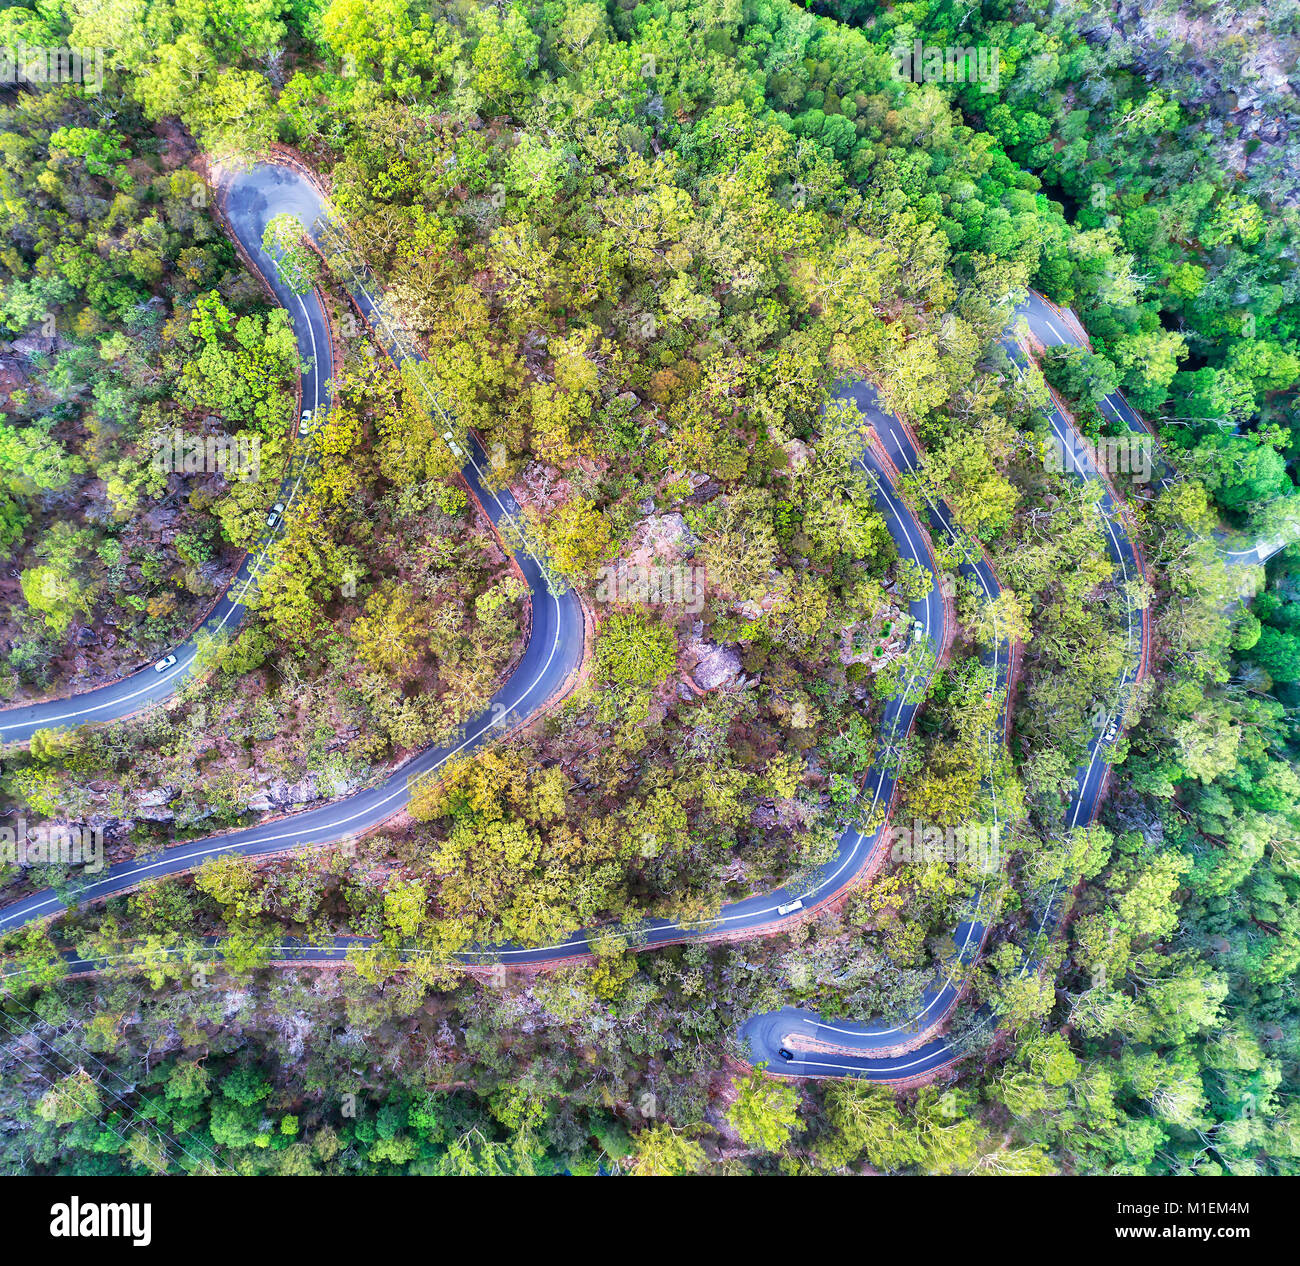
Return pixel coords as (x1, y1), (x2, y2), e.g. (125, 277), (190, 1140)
(0, 158), (1246, 1085)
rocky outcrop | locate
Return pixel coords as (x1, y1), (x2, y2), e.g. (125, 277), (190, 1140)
(1073, 1), (1300, 204)
(134, 786), (177, 822)
(1111, 792), (1165, 847)
(633, 511), (696, 560)
(247, 774), (364, 814)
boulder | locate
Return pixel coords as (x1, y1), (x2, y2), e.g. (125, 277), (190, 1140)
(642, 512), (696, 558)
(692, 642), (742, 690)
(685, 479), (721, 504)
(133, 785), (176, 823)
(134, 806), (175, 823)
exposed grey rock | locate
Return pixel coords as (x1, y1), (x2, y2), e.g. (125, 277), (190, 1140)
(782, 438), (812, 473)
(1111, 794), (1165, 847)
(276, 778), (318, 806)
(0, 353), (29, 391)
(134, 806), (175, 823)
(630, 511), (697, 561)
(10, 334), (70, 358)
(142, 506), (180, 532)
(686, 479), (721, 504)
(691, 642), (742, 690)
(85, 813), (122, 838)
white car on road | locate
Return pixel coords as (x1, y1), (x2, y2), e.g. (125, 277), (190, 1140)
(266, 501), (286, 528)
(153, 654), (178, 672)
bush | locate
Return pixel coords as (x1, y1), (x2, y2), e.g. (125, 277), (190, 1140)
(595, 612), (677, 688)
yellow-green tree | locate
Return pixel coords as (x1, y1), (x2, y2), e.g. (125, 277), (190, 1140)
(727, 1067), (804, 1152)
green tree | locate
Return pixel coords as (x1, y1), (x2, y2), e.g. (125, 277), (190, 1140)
(261, 214), (320, 294)
(727, 1067), (804, 1152)
(627, 1124), (706, 1176)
